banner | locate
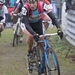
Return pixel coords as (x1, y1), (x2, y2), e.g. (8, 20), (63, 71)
(6, 7), (14, 27)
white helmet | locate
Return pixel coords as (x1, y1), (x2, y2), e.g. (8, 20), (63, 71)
(0, 0), (5, 4)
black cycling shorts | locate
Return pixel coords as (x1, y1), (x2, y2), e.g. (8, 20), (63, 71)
(30, 19), (43, 35)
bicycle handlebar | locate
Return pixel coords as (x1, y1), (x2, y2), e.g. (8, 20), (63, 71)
(13, 13), (22, 17)
(39, 33), (61, 43)
(39, 33), (57, 38)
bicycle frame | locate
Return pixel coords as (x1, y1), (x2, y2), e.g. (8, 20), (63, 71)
(40, 37), (50, 73)
(40, 38), (57, 73)
(28, 33), (60, 75)
(33, 33), (57, 73)
(39, 33), (59, 73)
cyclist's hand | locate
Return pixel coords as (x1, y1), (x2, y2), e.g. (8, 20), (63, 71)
(33, 34), (39, 42)
(57, 29), (63, 40)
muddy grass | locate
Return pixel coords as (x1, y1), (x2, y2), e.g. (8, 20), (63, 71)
(0, 28), (75, 75)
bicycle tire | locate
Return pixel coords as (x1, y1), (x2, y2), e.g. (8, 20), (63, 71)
(45, 47), (60, 75)
(13, 24), (19, 47)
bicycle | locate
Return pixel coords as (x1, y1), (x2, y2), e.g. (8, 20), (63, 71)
(12, 13), (23, 47)
(27, 33), (61, 75)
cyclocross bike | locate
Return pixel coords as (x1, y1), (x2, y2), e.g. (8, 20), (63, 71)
(13, 13), (23, 47)
(27, 33), (61, 75)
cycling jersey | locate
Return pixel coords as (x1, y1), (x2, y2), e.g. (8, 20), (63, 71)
(0, 5), (8, 23)
(22, 1), (44, 35)
(24, 1), (43, 23)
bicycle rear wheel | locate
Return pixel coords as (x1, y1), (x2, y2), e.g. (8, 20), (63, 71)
(45, 47), (60, 75)
(13, 24), (20, 47)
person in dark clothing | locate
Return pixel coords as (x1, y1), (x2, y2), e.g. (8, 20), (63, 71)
(66, 0), (72, 11)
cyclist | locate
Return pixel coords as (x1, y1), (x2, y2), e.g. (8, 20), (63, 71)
(0, 0), (8, 33)
(21, 0), (63, 60)
(12, 0), (27, 43)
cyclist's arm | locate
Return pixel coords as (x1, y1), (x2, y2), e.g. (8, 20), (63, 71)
(12, 2), (23, 24)
(47, 12), (60, 29)
(43, 3), (60, 29)
(4, 5), (8, 23)
(15, 3), (23, 12)
(22, 7), (36, 35)
(1, 5), (8, 23)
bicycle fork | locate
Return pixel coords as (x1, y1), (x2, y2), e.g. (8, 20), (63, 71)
(40, 39), (51, 73)
(40, 38), (57, 73)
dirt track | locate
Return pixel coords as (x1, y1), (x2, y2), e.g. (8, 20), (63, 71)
(0, 28), (75, 75)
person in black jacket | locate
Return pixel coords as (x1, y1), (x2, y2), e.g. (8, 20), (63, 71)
(66, 0), (72, 11)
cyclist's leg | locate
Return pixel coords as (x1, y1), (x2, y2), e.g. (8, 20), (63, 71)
(0, 23), (4, 32)
(0, 17), (6, 32)
(23, 28), (34, 62)
(23, 27), (33, 50)
(19, 32), (24, 43)
(12, 8), (18, 24)
(0, 22), (5, 38)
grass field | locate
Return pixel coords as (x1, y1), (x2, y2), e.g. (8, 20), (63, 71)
(0, 28), (75, 75)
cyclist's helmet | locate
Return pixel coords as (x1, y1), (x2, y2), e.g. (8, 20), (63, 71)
(27, 0), (38, 2)
(0, 0), (5, 4)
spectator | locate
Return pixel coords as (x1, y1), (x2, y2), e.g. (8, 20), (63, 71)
(9, 0), (16, 7)
(65, 0), (72, 11)
(66, 0), (75, 11)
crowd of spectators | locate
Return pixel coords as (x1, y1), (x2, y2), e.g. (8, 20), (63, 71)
(5, 0), (16, 7)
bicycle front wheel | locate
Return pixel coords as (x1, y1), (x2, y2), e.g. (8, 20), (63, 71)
(13, 24), (19, 47)
(45, 47), (60, 75)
